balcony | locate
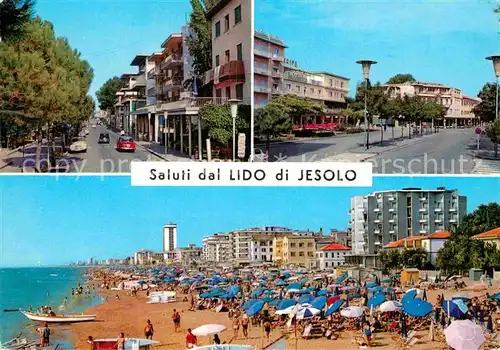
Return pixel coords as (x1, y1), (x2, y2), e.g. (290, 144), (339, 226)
(160, 53), (182, 70)
(388, 219), (395, 223)
(374, 229), (380, 234)
(389, 208), (395, 212)
(449, 208), (457, 212)
(272, 87), (284, 95)
(255, 86), (269, 93)
(204, 60), (245, 88)
(374, 219), (380, 223)
(374, 208), (380, 212)
(147, 68), (155, 80)
(434, 208), (442, 212)
(435, 219), (442, 223)
(271, 70), (282, 78)
(389, 230), (395, 234)
(419, 197), (427, 201)
(272, 54), (284, 62)
(419, 219), (427, 223)
(449, 219), (457, 223)
(162, 76), (183, 91)
(130, 74), (146, 90)
(254, 48), (271, 58)
(255, 67), (270, 75)
(388, 197), (395, 201)
(419, 208), (427, 212)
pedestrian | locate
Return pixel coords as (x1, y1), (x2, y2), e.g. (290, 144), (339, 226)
(185, 328), (197, 349)
(213, 334), (221, 345)
(264, 320), (271, 340)
(41, 323), (50, 347)
(144, 319), (154, 339)
(242, 315), (249, 337)
(116, 332), (125, 350)
(172, 309), (181, 332)
(87, 336), (97, 350)
(232, 317), (240, 339)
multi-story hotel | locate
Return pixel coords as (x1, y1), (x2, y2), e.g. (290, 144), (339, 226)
(349, 187), (467, 256)
(275, 235), (317, 268)
(204, 0), (251, 105)
(163, 223), (178, 253)
(254, 31), (286, 108)
(383, 81), (481, 127)
(202, 233), (232, 262)
(114, 73), (146, 134)
(253, 31), (350, 129)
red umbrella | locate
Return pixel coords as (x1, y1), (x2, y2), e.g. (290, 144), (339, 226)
(327, 296), (340, 306)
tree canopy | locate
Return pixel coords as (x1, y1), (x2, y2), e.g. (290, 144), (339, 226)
(0, 0), (35, 42)
(386, 74), (416, 85)
(199, 104), (248, 146)
(254, 102), (292, 150)
(454, 203), (500, 237)
(473, 83), (496, 123)
(186, 0), (213, 78)
(379, 248), (429, 274)
(96, 76), (125, 112)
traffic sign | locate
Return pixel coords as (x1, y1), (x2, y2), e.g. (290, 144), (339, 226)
(475, 127), (483, 135)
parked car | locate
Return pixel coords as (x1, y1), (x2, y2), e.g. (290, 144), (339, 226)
(98, 133), (110, 144)
(69, 137), (88, 153)
(91, 124), (96, 128)
(116, 136), (136, 152)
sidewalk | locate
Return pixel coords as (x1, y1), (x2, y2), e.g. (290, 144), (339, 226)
(136, 141), (194, 162)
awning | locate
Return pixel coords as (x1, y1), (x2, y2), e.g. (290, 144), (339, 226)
(204, 60), (245, 88)
(132, 105), (156, 115)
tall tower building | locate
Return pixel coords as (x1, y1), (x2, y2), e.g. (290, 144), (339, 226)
(163, 223), (178, 252)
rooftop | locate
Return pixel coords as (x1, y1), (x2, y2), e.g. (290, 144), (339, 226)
(254, 31), (287, 47)
(320, 243), (351, 251)
(472, 227), (500, 240)
(426, 231), (452, 239)
(206, 0), (232, 20)
(130, 54), (150, 66)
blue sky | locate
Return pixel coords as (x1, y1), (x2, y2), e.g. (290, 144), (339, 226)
(35, 0), (192, 100)
(1, 176), (499, 267)
(256, 0), (500, 97)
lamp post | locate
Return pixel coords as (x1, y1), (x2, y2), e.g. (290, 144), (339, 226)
(356, 60), (377, 150)
(228, 99), (241, 162)
(486, 55), (500, 121)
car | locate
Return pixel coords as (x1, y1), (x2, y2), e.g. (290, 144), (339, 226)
(69, 137), (88, 153)
(116, 136), (136, 152)
(91, 124), (96, 128)
(98, 133), (110, 144)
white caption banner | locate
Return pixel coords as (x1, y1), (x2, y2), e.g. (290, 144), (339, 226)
(131, 162), (372, 187)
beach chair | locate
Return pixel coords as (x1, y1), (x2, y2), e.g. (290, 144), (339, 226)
(302, 324), (312, 339)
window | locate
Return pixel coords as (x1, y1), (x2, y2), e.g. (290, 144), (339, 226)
(215, 21), (221, 37)
(215, 55), (220, 67)
(225, 50), (230, 63)
(234, 5), (241, 24)
(299, 252), (304, 257)
(224, 14), (229, 32)
(307, 243), (313, 247)
(236, 84), (243, 100)
(299, 243), (304, 248)
(290, 243), (296, 248)
(290, 252), (296, 257)
(225, 86), (231, 99)
(215, 89), (222, 98)
(236, 43), (243, 61)
(308, 252), (313, 257)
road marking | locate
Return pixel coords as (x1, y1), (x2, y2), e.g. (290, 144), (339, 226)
(473, 159), (500, 174)
(316, 153), (379, 162)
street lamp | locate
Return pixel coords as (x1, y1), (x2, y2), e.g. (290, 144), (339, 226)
(486, 55), (500, 120)
(228, 99), (241, 161)
(356, 60), (377, 150)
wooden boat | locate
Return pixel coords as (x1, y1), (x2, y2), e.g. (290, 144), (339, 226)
(93, 338), (159, 349)
(20, 311), (96, 323)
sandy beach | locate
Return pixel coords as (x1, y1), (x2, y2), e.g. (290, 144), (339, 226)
(66, 283), (500, 350)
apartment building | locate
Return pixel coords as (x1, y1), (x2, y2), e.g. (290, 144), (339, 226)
(253, 31), (286, 108)
(175, 244), (203, 266)
(462, 96), (481, 123)
(202, 233), (232, 262)
(205, 0), (251, 105)
(134, 249), (164, 265)
(163, 223), (178, 253)
(350, 187), (467, 255)
(277, 235), (316, 268)
(316, 243), (352, 269)
(114, 73), (146, 134)
(383, 81), (480, 127)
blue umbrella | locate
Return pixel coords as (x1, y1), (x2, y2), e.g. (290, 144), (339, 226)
(298, 294), (314, 304)
(200, 292), (212, 298)
(367, 293), (386, 309)
(277, 299), (296, 310)
(297, 307), (320, 319)
(287, 282), (302, 290)
(325, 300), (345, 316)
(275, 281), (288, 287)
(317, 289), (329, 297)
(311, 296), (327, 310)
(269, 299), (280, 307)
(401, 290), (417, 305)
(451, 299), (468, 314)
(442, 300), (465, 319)
(366, 283), (378, 288)
(368, 286), (383, 294)
(251, 288), (264, 299)
(246, 300), (265, 317)
(489, 293), (500, 300)
(403, 298), (432, 317)
(242, 299), (258, 311)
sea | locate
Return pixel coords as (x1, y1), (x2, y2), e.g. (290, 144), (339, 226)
(0, 266), (104, 347)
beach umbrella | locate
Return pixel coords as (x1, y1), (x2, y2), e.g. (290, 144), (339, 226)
(401, 290), (417, 304)
(296, 307), (321, 320)
(275, 281), (287, 287)
(316, 289), (329, 297)
(342, 286), (356, 291)
(442, 300), (465, 319)
(277, 298), (296, 310)
(325, 300), (344, 316)
(381, 279), (394, 284)
(451, 299), (468, 314)
(452, 293), (470, 301)
(288, 276), (299, 282)
(489, 292), (500, 300)
(246, 300), (265, 317)
(242, 300), (258, 311)
(444, 320), (485, 350)
(287, 282), (302, 290)
(327, 296), (340, 306)
(367, 293), (386, 309)
(340, 306), (364, 318)
(366, 283), (378, 288)
(368, 286), (383, 294)
(311, 296), (327, 310)
(402, 299), (433, 318)
(298, 294), (314, 305)
(192, 324), (226, 336)
(379, 300), (402, 313)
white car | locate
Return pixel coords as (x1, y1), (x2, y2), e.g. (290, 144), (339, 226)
(91, 124), (96, 128)
(69, 137), (88, 153)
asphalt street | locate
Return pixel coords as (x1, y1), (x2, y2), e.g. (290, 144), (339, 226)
(74, 126), (164, 173)
(261, 128), (479, 174)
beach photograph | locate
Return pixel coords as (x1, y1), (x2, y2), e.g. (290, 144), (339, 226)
(2, 176), (500, 349)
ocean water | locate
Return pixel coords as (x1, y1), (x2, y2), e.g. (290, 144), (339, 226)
(0, 267), (102, 345)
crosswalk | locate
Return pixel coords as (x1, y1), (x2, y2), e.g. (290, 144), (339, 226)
(473, 159), (500, 174)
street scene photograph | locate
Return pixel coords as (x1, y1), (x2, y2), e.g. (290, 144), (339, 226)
(0, 0), (252, 173)
(2, 176), (500, 349)
(254, 0), (500, 174)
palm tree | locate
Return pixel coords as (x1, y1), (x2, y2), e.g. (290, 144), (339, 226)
(0, 0), (35, 42)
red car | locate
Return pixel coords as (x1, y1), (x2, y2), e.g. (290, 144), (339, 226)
(116, 136), (136, 152)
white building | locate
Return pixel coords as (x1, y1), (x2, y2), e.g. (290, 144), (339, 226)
(202, 233), (232, 262)
(175, 244), (203, 266)
(421, 231), (452, 264)
(134, 249), (164, 265)
(350, 187), (466, 255)
(163, 223), (178, 252)
(316, 243), (352, 269)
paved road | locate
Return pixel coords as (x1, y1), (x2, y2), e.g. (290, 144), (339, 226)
(74, 126), (164, 173)
(261, 128), (479, 174)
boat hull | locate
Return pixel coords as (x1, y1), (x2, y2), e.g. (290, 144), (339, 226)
(20, 311), (96, 323)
